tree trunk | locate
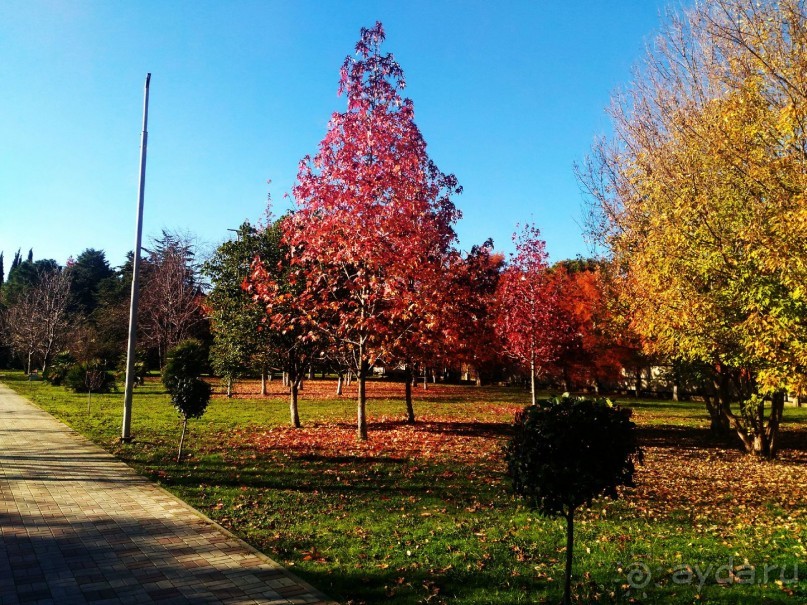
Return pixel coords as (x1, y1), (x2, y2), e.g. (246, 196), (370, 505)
(563, 508), (575, 605)
(423, 369), (428, 390)
(766, 392), (785, 458)
(357, 359), (368, 441)
(290, 381), (301, 428)
(704, 395), (731, 435)
(336, 373), (343, 396)
(177, 417), (188, 463)
(226, 376), (233, 398)
(672, 383), (679, 402)
(26, 352), (32, 376)
(703, 372), (732, 435)
(530, 354), (536, 406)
(261, 369), (267, 396)
(87, 390), (92, 414)
(405, 366), (415, 424)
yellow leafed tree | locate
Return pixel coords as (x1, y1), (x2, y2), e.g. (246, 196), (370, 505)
(579, 0), (807, 458)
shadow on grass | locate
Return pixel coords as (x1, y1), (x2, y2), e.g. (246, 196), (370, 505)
(372, 419), (513, 439)
(158, 460), (483, 499)
(290, 565), (551, 605)
(637, 424), (807, 453)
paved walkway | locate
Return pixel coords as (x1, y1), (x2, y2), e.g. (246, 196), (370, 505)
(0, 382), (333, 605)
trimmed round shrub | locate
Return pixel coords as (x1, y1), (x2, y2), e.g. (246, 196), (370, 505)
(170, 377), (212, 420)
(505, 395), (642, 605)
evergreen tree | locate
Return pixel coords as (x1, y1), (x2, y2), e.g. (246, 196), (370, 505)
(67, 249), (115, 314)
(10, 249), (21, 273)
(203, 220), (283, 397)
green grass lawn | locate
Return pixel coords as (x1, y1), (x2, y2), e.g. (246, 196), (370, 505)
(2, 371), (806, 604)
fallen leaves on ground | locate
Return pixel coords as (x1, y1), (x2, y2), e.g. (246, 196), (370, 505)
(223, 414), (511, 465)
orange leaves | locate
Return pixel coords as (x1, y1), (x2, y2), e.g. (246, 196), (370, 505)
(300, 546), (328, 563)
(227, 413), (510, 466)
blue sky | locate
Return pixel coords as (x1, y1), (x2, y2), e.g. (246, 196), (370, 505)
(0, 0), (671, 270)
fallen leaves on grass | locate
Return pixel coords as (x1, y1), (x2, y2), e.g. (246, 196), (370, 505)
(621, 428), (807, 530)
(223, 414), (511, 465)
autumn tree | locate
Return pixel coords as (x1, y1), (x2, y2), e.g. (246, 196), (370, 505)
(417, 240), (507, 394)
(546, 259), (633, 393)
(139, 231), (207, 369)
(580, 0), (807, 458)
(284, 22), (461, 440)
(246, 231), (319, 429)
(495, 225), (574, 405)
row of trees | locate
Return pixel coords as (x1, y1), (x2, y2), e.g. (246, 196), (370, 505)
(6, 3), (802, 459)
(0, 233), (208, 382)
(202, 23), (637, 441)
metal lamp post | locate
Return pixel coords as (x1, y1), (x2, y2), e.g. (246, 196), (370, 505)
(121, 73), (151, 443)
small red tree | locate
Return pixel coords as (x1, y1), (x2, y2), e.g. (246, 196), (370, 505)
(285, 22), (461, 440)
(437, 241), (506, 386)
(245, 223), (319, 429)
(495, 225), (574, 404)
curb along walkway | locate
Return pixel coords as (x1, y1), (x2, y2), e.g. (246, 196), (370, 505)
(0, 382), (333, 605)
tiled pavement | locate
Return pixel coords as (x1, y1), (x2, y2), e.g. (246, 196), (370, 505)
(0, 382), (334, 604)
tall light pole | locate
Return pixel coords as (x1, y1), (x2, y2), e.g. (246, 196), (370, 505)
(121, 73), (151, 443)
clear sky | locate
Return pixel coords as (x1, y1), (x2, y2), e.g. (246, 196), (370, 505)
(0, 0), (672, 270)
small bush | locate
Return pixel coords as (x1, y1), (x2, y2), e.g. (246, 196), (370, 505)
(64, 362), (115, 393)
(162, 339), (207, 391)
(171, 377), (212, 463)
(170, 377), (212, 420)
(45, 352), (75, 386)
(505, 395), (642, 605)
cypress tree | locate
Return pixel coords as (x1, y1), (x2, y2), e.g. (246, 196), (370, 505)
(10, 249), (21, 273)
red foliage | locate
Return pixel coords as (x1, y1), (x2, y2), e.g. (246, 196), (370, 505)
(436, 241), (506, 383)
(494, 225), (575, 400)
(226, 412), (513, 465)
(282, 22), (461, 439)
(546, 262), (632, 391)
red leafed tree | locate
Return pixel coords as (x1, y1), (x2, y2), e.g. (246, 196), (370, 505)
(285, 22), (461, 440)
(438, 240), (506, 386)
(388, 244), (497, 424)
(245, 215), (319, 429)
(496, 225), (574, 405)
